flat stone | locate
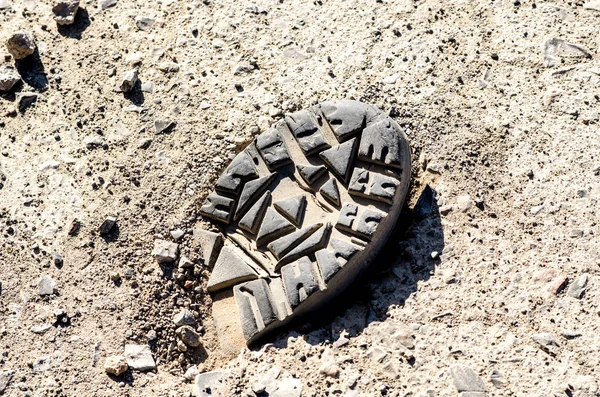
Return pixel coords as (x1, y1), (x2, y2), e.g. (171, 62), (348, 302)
(532, 332), (559, 348)
(449, 365), (486, 392)
(99, 0), (117, 9)
(99, 216), (116, 235)
(155, 119), (175, 134)
(567, 273), (589, 299)
(193, 229), (224, 267)
(52, 0), (79, 25)
(38, 275), (57, 296)
(152, 239), (179, 263)
(104, 356), (128, 376)
(124, 344), (156, 371)
(193, 371), (227, 397)
(173, 308), (196, 326)
(33, 351), (62, 372)
(199, 100), (411, 347)
(0, 66), (21, 91)
(207, 246), (258, 292)
(270, 377), (303, 397)
(6, 32), (35, 60)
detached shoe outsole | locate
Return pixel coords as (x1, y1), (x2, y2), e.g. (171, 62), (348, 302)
(198, 100), (411, 348)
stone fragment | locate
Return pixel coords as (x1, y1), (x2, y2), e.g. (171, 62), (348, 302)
(296, 164), (327, 185)
(255, 129), (292, 169)
(193, 371), (227, 397)
(6, 32), (35, 60)
(16, 92), (38, 112)
(207, 246), (258, 292)
(285, 109), (330, 155)
(184, 366), (199, 381)
(273, 195), (306, 226)
(0, 370), (14, 394)
(256, 207), (295, 246)
(239, 191), (271, 234)
(449, 365), (486, 393)
(567, 273), (589, 299)
(52, 0), (79, 25)
(119, 69), (138, 92)
(234, 173), (276, 220)
(489, 369), (505, 389)
(358, 118), (404, 168)
(234, 279), (278, 341)
(280, 257), (320, 308)
(155, 119), (175, 134)
(278, 223), (331, 267)
(173, 308), (195, 326)
(124, 344), (156, 371)
(320, 178), (340, 206)
(532, 332), (559, 348)
(336, 203), (386, 240)
(177, 326), (201, 347)
(543, 38), (592, 67)
(152, 239), (179, 263)
(32, 351), (62, 372)
(0, 66), (21, 92)
(348, 168), (400, 205)
(193, 229), (224, 267)
(319, 138), (357, 182)
(199, 193), (234, 224)
(456, 195), (472, 212)
(104, 356), (128, 376)
(158, 62), (179, 72)
(316, 238), (362, 282)
(320, 100), (378, 142)
(99, 216), (116, 235)
(270, 377), (303, 397)
(267, 223), (321, 260)
(318, 347), (340, 378)
(38, 275), (57, 296)
(214, 152), (259, 196)
(135, 16), (154, 31)
(98, 0), (117, 9)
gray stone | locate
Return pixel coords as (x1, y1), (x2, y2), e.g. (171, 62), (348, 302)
(567, 273), (589, 299)
(336, 203), (386, 240)
(0, 66), (21, 92)
(489, 369), (505, 389)
(358, 118), (404, 169)
(348, 168), (400, 205)
(38, 275), (57, 296)
(170, 229), (184, 240)
(316, 238), (362, 282)
(16, 92), (38, 111)
(193, 229), (224, 267)
(155, 119), (175, 134)
(158, 62), (180, 73)
(30, 324), (52, 334)
(52, 0), (79, 25)
(255, 129), (292, 170)
(207, 246), (258, 292)
(6, 32), (35, 60)
(267, 223), (322, 260)
(532, 332), (559, 348)
(184, 365), (200, 381)
(270, 377), (303, 397)
(124, 344), (156, 371)
(98, 0), (116, 9)
(273, 195), (306, 226)
(177, 326), (201, 347)
(320, 178), (340, 207)
(152, 239), (179, 263)
(135, 16), (155, 31)
(0, 370), (14, 394)
(280, 257), (320, 308)
(234, 173), (276, 221)
(285, 109), (330, 155)
(119, 69), (138, 92)
(319, 138), (357, 182)
(543, 38), (592, 67)
(449, 365), (486, 392)
(256, 207), (295, 246)
(320, 100), (378, 142)
(99, 216), (116, 235)
(173, 308), (195, 326)
(278, 223), (331, 267)
(199, 193), (235, 224)
(296, 164), (327, 185)
(193, 371), (227, 397)
(234, 279), (278, 341)
(215, 152), (259, 196)
(33, 351), (63, 372)
(239, 191), (271, 234)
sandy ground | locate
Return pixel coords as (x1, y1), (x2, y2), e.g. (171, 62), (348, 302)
(1, 0), (600, 396)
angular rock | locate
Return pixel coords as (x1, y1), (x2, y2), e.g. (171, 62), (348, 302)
(33, 351), (62, 372)
(173, 308), (196, 326)
(6, 32), (35, 60)
(0, 370), (14, 394)
(124, 344), (156, 371)
(99, 216), (116, 235)
(38, 275), (57, 296)
(567, 273), (589, 299)
(152, 239), (179, 263)
(449, 365), (486, 393)
(52, 0), (79, 25)
(177, 326), (201, 347)
(104, 356), (128, 376)
(155, 119), (175, 134)
(119, 69), (138, 92)
(193, 371), (227, 397)
(0, 66), (21, 92)
(98, 0), (117, 9)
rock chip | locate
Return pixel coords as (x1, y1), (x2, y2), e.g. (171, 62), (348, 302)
(16, 92), (38, 112)
(449, 365), (486, 392)
(152, 239), (179, 263)
(177, 325), (201, 347)
(532, 332), (559, 348)
(173, 308), (196, 326)
(52, 0), (79, 25)
(99, 216), (116, 235)
(119, 69), (138, 92)
(158, 62), (179, 73)
(567, 273), (589, 299)
(271, 378), (303, 397)
(456, 195), (472, 212)
(0, 66), (21, 91)
(6, 32), (35, 60)
(124, 344), (155, 371)
(0, 370), (14, 394)
(184, 365), (199, 381)
(104, 356), (128, 376)
(98, 0), (116, 9)
(155, 119), (175, 134)
(33, 351), (63, 372)
(38, 275), (57, 296)
(193, 371), (227, 397)
(318, 347), (340, 378)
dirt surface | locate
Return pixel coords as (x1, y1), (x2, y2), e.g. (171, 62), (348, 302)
(1, 0), (600, 396)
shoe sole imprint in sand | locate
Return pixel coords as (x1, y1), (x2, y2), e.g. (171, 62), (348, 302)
(198, 100), (411, 349)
